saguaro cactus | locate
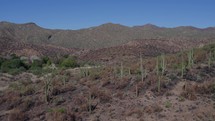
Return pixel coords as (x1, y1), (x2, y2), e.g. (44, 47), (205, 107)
(188, 49), (194, 68)
(136, 84), (138, 97)
(181, 52), (185, 78)
(161, 54), (166, 76)
(140, 53), (144, 82)
(88, 92), (92, 113)
(44, 75), (52, 103)
(155, 54), (166, 93)
(158, 76), (161, 93)
(156, 56), (159, 75)
(128, 67), (131, 75)
(208, 50), (212, 68)
(120, 62), (124, 79)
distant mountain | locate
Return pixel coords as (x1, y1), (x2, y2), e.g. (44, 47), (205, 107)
(1, 21), (215, 50)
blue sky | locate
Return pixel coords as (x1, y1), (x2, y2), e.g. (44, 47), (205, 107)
(0, 0), (214, 29)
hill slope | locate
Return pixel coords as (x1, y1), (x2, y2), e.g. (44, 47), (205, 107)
(1, 21), (215, 49)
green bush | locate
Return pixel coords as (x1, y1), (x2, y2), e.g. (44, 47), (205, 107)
(7, 67), (26, 75)
(10, 54), (19, 59)
(29, 67), (43, 75)
(1, 59), (27, 74)
(30, 60), (43, 68)
(28, 60), (43, 75)
(0, 57), (5, 67)
(60, 57), (79, 68)
(164, 101), (172, 108)
(42, 56), (52, 66)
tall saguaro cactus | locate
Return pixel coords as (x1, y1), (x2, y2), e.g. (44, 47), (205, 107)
(158, 76), (161, 93)
(155, 54), (166, 93)
(161, 54), (166, 76)
(44, 75), (52, 103)
(208, 50), (212, 69)
(181, 52), (186, 78)
(140, 53), (144, 82)
(188, 49), (194, 68)
(156, 56), (159, 76)
(120, 62), (124, 79)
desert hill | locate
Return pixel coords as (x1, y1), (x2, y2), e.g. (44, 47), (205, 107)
(1, 21), (215, 50)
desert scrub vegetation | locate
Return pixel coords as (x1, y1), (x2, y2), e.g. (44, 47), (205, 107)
(155, 54), (166, 93)
(44, 75), (53, 103)
(1, 43), (215, 121)
(164, 100), (172, 108)
(0, 57), (28, 75)
(8, 79), (36, 96)
(59, 56), (79, 68)
(0, 54), (81, 76)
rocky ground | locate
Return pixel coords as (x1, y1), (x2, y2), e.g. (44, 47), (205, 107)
(1, 49), (215, 121)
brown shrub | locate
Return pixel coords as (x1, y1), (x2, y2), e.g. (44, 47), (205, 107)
(52, 83), (76, 96)
(21, 85), (35, 96)
(144, 104), (163, 114)
(194, 81), (215, 94)
(3, 92), (22, 110)
(8, 109), (28, 121)
(180, 82), (197, 100)
(46, 111), (66, 121)
(90, 87), (112, 103)
(115, 77), (130, 90)
(20, 98), (35, 112)
(126, 108), (143, 118)
(46, 107), (80, 121)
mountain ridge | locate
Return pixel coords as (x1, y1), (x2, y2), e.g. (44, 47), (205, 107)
(1, 21), (215, 30)
(1, 21), (215, 50)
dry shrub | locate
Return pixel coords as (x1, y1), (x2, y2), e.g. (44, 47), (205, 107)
(19, 97), (35, 112)
(145, 58), (157, 71)
(73, 96), (87, 106)
(46, 107), (79, 121)
(114, 91), (124, 99)
(194, 49), (207, 63)
(19, 79), (32, 86)
(144, 104), (163, 114)
(90, 87), (112, 103)
(3, 92), (22, 110)
(46, 111), (66, 121)
(149, 74), (158, 84)
(101, 80), (111, 87)
(181, 80), (215, 100)
(115, 77), (130, 90)
(21, 85), (35, 96)
(126, 108), (143, 118)
(72, 96), (89, 112)
(52, 83), (76, 96)
(79, 103), (89, 112)
(180, 82), (197, 100)
(194, 81), (215, 94)
(8, 109), (28, 121)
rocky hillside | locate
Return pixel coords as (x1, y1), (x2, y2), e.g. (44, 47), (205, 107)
(1, 21), (215, 49)
(0, 37), (79, 58)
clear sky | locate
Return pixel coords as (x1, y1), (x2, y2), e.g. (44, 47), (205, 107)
(0, 0), (214, 30)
